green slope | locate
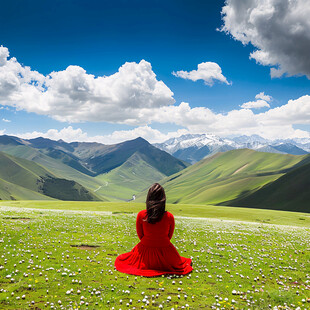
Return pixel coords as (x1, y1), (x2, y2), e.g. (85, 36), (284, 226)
(41, 148), (95, 176)
(95, 151), (166, 200)
(141, 149), (306, 205)
(0, 178), (55, 201)
(0, 151), (102, 201)
(0, 152), (50, 192)
(0, 144), (105, 194)
(77, 137), (189, 175)
(223, 155), (310, 212)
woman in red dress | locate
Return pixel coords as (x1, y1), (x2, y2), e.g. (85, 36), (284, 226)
(114, 183), (193, 277)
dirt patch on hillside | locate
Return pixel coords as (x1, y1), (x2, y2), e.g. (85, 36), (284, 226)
(70, 244), (100, 250)
(232, 164), (249, 175)
(3, 217), (32, 221)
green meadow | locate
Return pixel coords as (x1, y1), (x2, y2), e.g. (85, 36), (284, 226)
(1, 201), (310, 309)
(155, 150), (306, 206)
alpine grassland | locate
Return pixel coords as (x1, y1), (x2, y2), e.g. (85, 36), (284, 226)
(1, 201), (309, 309)
(152, 150), (309, 210)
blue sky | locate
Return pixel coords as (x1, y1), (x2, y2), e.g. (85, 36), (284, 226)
(0, 0), (309, 143)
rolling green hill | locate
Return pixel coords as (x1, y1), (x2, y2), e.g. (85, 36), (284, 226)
(0, 144), (105, 193)
(0, 151), (102, 201)
(223, 155), (310, 212)
(95, 151), (166, 200)
(40, 148), (95, 176)
(69, 137), (189, 175)
(0, 135), (188, 201)
(0, 178), (55, 201)
(140, 149), (307, 207)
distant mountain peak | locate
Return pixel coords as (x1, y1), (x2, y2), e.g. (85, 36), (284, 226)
(124, 136), (150, 147)
(155, 133), (310, 163)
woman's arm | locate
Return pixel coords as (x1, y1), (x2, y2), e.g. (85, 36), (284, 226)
(136, 211), (144, 240)
(168, 213), (175, 240)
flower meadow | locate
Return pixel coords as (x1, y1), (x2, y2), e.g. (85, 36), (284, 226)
(0, 206), (310, 309)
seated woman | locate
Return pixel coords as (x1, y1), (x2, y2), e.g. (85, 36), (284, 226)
(114, 183), (193, 277)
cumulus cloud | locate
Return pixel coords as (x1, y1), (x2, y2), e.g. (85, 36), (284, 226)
(14, 93), (310, 143)
(11, 94), (310, 142)
(220, 0), (310, 78)
(255, 92), (272, 102)
(241, 100), (270, 109)
(240, 92), (272, 109)
(17, 125), (189, 144)
(2, 118), (11, 122)
(0, 45), (174, 123)
(138, 95), (310, 140)
(258, 95), (310, 125)
(1, 45), (310, 141)
(172, 62), (230, 86)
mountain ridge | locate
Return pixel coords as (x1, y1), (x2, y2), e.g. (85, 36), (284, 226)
(155, 133), (310, 163)
(0, 135), (188, 201)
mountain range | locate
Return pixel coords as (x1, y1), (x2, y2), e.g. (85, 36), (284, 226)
(155, 134), (310, 164)
(0, 135), (188, 201)
(0, 133), (309, 213)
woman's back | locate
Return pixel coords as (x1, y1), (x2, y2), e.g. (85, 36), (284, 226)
(137, 210), (174, 247)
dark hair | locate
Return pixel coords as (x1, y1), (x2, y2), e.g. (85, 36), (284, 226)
(145, 183), (166, 224)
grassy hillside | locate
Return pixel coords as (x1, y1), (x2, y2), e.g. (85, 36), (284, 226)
(41, 148), (95, 176)
(0, 151), (50, 192)
(81, 137), (189, 175)
(0, 144), (105, 193)
(143, 149), (306, 206)
(95, 151), (166, 200)
(0, 178), (55, 200)
(0, 151), (102, 201)
(224, 155), (310, 212)
(42, 177), (101, 201)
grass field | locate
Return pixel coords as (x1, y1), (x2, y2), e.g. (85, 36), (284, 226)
(1, 202), (310, 309)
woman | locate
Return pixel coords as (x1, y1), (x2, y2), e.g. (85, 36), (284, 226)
(114, 183), (193, 277)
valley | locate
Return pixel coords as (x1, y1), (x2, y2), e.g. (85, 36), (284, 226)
(0, 134), (309, 214)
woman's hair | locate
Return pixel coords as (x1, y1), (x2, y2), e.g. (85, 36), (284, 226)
(145, 183), (166, 224)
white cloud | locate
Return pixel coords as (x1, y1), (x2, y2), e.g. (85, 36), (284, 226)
(172, 62), (230, 86)
(0, 46), (174, 123)
(258, 95), (310, 125)
(220, 0), (310, 78)
(1, 45), (310, 141)
(241, 100), (270, 109)
(17, 125), (189, 145)
(255, 92), (272, 102)
(0, 46), (9, 66)
(240, 92), (272, 109)
(12, 94), (310, 142)
(19, 127), (88, 142)
(137, 95), (310, 140)
(2, 118), (11, 122)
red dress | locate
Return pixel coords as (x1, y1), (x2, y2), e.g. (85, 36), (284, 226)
(114, 210), (193, 277)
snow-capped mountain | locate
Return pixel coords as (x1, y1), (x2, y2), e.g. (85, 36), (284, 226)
(155, 134), (310, 164)
(154, 134), (236, 164)
(155, 134), (236, 153)
(230, 135), (270, 149)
